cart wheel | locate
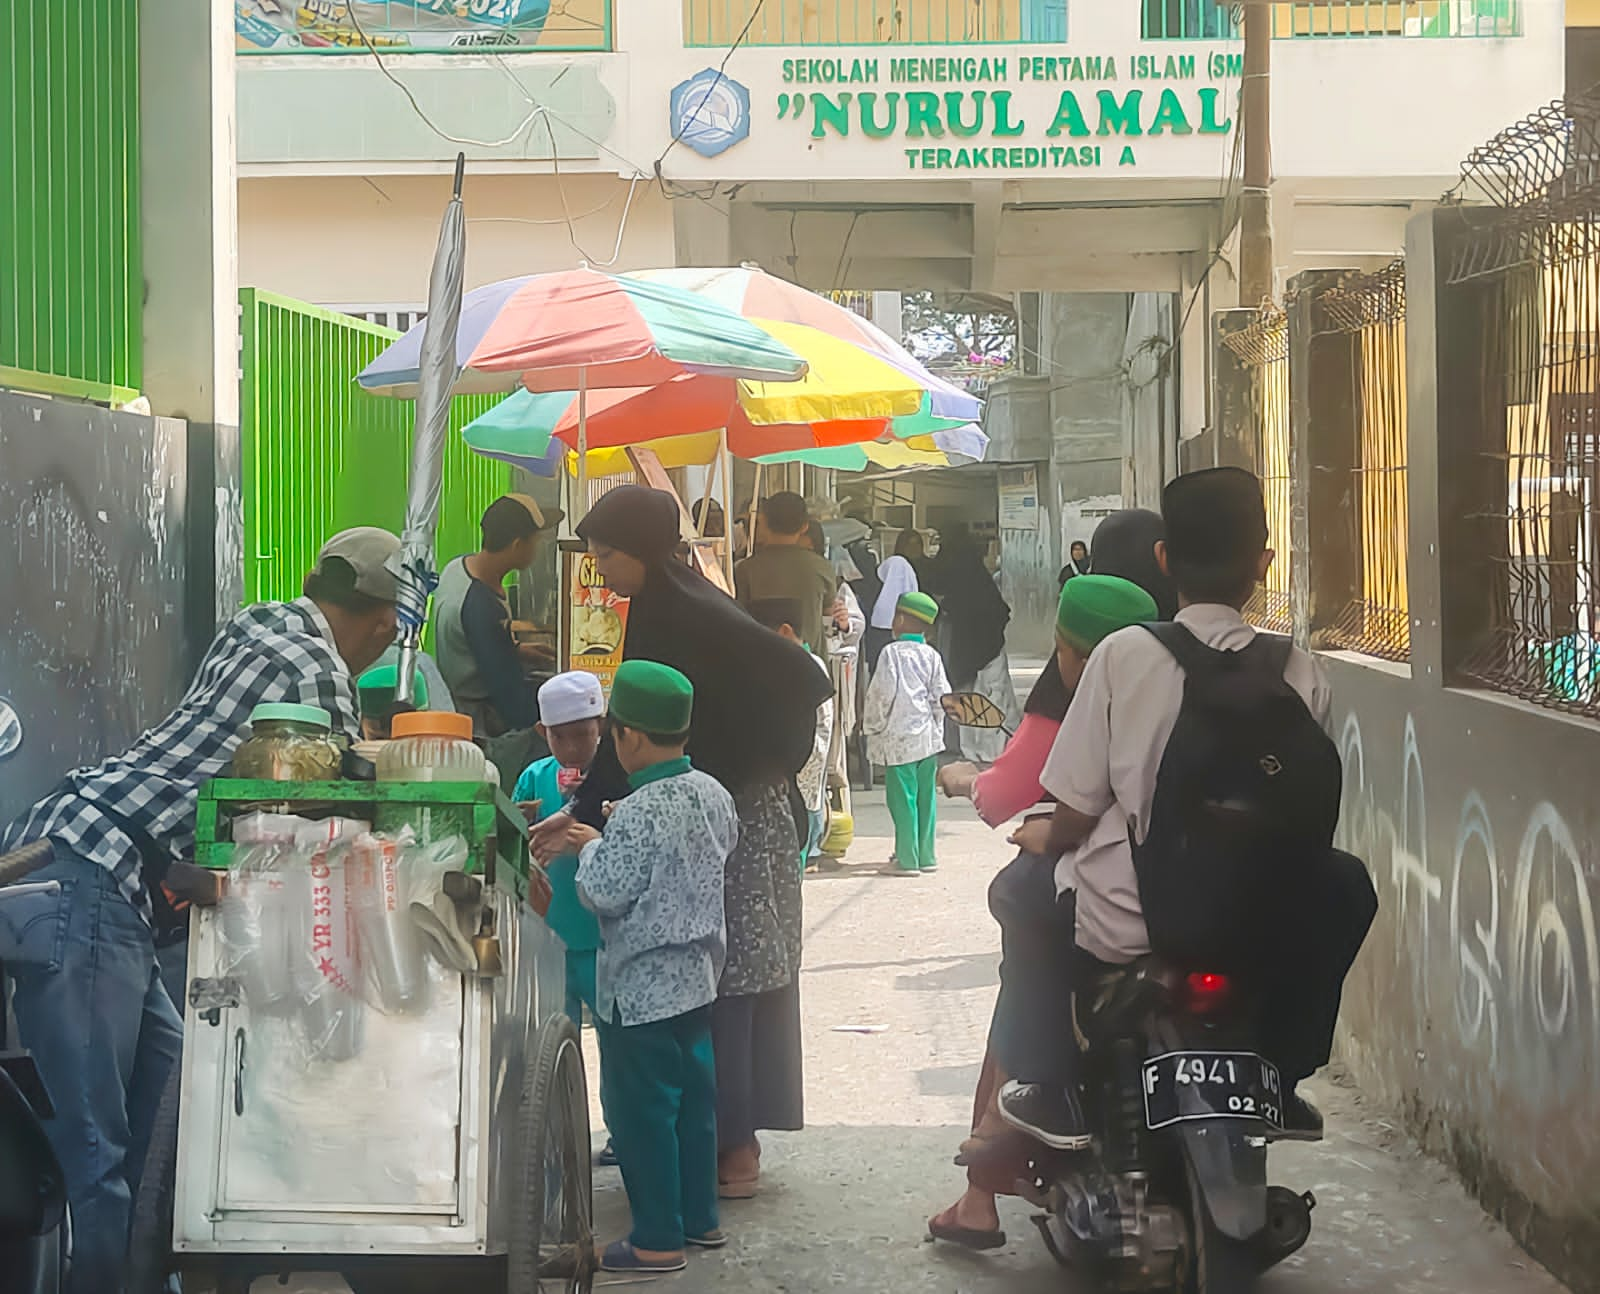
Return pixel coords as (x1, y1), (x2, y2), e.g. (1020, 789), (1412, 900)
(126, 1063), (182, 1294)
(508, 1013), (594, 1293)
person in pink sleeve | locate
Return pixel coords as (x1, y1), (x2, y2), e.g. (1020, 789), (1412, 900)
(928, 510), (1173, 1252)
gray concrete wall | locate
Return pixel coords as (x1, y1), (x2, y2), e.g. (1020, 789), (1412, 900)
(1327, 659), (1600, 1292)
(1307, 209), (1600, 1293)
(0, 394), (194, 824)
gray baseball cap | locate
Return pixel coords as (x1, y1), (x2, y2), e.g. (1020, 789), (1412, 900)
(313, 527), (402, 602)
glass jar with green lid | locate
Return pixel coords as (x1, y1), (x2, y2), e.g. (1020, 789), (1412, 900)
(232, 703), (343, 781)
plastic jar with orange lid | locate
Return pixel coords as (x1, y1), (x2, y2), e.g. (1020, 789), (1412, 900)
(376, 711), (488, 842)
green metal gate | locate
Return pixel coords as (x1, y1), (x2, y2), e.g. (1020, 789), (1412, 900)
(239, 288), (509, 605)
(1, 0), (141, 402)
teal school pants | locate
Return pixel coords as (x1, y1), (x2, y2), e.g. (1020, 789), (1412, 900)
(885, 755), (938, 872)
(564, 947), (598, 1026)
(595, 1004), (719, 1252)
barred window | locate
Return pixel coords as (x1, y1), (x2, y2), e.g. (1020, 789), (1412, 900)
(1308, 262), (1411, 661)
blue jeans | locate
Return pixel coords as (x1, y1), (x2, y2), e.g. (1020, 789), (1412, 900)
(1, 846), (184, 1293)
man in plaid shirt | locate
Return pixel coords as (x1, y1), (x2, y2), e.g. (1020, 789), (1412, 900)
(1, 527), (402, 1293)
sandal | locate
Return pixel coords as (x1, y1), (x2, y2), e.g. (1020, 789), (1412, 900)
(599, 1240), (687, 1273)
(718, 1176), (759, 1199)
(927, 1215), (1006, 1251)
(686, 1230), (729, 1249)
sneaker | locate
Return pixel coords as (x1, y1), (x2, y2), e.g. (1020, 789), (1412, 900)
(997, 1080), (1092, 1151)
(1275, 1092), (1324, 1142)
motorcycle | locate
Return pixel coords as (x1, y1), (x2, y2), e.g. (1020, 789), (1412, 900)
(1025, 958), (1314, 1293)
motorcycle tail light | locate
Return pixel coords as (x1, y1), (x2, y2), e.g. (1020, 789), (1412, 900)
(1184, 971), (1232, 1014)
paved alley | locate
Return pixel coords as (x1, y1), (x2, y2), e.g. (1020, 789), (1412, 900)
(585, 790), (1569, 1294)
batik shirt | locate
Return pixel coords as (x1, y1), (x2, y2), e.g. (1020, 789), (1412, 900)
(3, 598), (359, 925)
(576, 759), (738, 1026)
(863, 633), (951, 767)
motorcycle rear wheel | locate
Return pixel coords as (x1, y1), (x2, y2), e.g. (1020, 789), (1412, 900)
(1179, 1159), (1258, 1294)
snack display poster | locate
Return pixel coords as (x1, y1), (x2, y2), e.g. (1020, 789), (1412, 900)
(560, 547), (629, 697)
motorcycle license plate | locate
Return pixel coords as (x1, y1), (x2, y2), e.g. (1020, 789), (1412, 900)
(1142, 1050), (1283, 1131)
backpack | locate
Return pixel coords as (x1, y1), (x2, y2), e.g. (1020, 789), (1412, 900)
(1130, 623), (1343, 974)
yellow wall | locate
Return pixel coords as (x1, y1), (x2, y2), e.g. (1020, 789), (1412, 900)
(1572, 0), (1600, 27)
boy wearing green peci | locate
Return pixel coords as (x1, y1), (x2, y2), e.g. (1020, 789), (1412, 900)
(566, 661), (738, 1274)
(863, 591), (951, 876)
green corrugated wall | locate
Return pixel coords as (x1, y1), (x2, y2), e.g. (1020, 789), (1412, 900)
(1, 1), (142, 401)
(239, 288), (510, 606)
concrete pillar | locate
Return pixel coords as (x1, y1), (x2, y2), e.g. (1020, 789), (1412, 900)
(1408, 207), (1470, 690)
(1287, 269), (1359, 651)
(870, 291), (902, 341)
(139, 0), (241, 642)
(674, 200), (733, 268)
(1210, 310), (1259, 473)
(1040, 292), (1128, 503)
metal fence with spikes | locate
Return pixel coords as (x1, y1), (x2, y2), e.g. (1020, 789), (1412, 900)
(1443, 93), (1600, 716)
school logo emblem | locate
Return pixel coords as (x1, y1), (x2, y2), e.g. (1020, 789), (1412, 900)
(670, 69), (751, 158)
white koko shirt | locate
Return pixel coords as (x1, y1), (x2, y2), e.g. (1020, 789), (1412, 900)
(863, 634), (951, 767)
(1040, 603), (1331, 965)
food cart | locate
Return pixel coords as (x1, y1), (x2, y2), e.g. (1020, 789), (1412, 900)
(128, 779), (593, 1294)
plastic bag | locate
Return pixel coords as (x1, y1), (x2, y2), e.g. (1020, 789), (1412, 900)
(292, 820), (368, 1062)
(348, 829), (428, 1012)
(218, 813), (312, 1013)
(218, 816), (480, 1064)
(403, 835), (478, 974)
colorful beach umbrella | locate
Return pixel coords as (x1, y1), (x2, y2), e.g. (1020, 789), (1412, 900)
(754, 424), (989, 473)
(355, 266), (808, 398)
(473, 320), (927, 457)
(628, 266), (983, 431)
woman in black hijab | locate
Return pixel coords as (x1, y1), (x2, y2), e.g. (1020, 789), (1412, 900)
(927, 524), (1010, 690)
(556, 485), (830, 1197)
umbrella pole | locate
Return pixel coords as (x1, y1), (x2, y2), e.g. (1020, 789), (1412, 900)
(718, 429), (734, 586)
(748, 462), (763, 558)
(576, 367), (589, 520)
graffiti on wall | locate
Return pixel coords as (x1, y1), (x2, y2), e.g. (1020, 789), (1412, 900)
(1337, 704), (1600, 1209)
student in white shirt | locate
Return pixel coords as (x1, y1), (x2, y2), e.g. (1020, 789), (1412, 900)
(862, 592), (950, 876)
(999, 468), (1377, 1148)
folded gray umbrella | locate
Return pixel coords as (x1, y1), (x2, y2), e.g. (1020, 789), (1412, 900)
(394, 155), (466, 707)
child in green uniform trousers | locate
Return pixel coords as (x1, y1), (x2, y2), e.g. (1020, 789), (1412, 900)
(863, 591), (951, 875)
(567, 661), (739, 1274)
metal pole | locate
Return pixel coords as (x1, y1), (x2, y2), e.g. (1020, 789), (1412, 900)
(576, 367), (589, 520)
(718, 430), (735, 586)
(748, 462), (764, 558)
(1239, 0), (1274, 307)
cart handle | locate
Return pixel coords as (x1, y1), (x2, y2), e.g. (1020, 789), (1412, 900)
(0, 840), (52, 887)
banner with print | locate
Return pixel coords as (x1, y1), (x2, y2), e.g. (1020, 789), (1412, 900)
(235, 0), (611, 54)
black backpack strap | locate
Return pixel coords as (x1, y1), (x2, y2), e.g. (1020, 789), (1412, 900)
(1139, 622), (1227, 675)
(1245, 630), (1294, 679)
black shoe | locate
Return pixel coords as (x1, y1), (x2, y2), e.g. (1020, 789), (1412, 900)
(1275, 1092), (1324, 1142)
(997, 1081), (1092, 1151)
(595, 1139), (619, 1167)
